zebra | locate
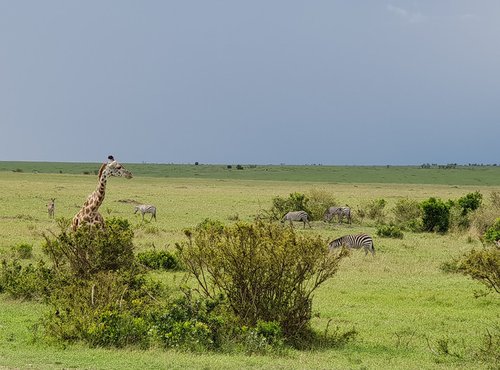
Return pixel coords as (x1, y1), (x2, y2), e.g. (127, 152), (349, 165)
(324, 206), (351, 224)
(328, 233), (375, 256)
(282, 210), (311, 228)
(47, 198), (55, 219)
(134, 204), (157, 221)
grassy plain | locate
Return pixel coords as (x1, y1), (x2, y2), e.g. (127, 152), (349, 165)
(0, 164), (499, 369)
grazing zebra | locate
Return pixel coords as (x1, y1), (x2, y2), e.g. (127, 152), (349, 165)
(328, 233), (375, 256)
(134, 204), (157, 221)
(282, 211), (311, 228)
(324, 206), (351, 224)
(47, 198), (55, 219)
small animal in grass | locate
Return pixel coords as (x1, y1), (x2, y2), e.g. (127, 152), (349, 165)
(47, 198), (55, 218)
(282, 210), (311, 228)
(134, 204), (157, 221)
(328, 233), (375, 256)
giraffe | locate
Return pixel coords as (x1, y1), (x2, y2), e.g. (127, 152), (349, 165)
(47, 198), (55, 218)
(71, 155), (133, 231)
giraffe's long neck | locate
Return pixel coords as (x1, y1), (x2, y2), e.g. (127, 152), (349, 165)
(84, 164), (108, 212)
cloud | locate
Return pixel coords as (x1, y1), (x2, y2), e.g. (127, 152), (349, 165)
(387, 4), (478, 24)
(387, 4), (426, 23)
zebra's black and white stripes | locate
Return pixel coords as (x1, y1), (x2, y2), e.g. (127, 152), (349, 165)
(328, 233), (375, 255)
(282, 210), (311, 228)
(324, 206), (351, 224)
(134, 204), (157, 221)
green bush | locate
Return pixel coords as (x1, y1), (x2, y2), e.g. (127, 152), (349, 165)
(458, 191), (483, 216)
(39, 218), (163, 347)
(268, 192), (311, 221)
(0, 259), (52, 299)
(137, 250), (180, 271)
(454, 246), (500, 296)
(377, 225), (404, 239)
(363, 198), (386, 223)
(483, 218), (500, 245)
(176, 219), (348, 344)
(306, 189), (337, 221)
(151, 292), (228, 351)
(392, 198), (422, 231)
(42, 218), (136, 278)
(421, 197), (451, 233)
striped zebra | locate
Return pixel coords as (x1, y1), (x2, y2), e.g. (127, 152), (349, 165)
(282, 210), (311, 228)
(134, 204), (157, 221)
(47, 198), (55, 219)
(324, 206), (351, 224)
(328, 233), (375, 256)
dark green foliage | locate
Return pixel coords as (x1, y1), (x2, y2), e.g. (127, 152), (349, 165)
(42, 218), (135, 278)
(151, 292), (228, 351)
(377, 224), (404, 239)
(176, 219), (348, 344)
(483, 218), (500, 245)
(137, 250), (180, 271)
(457, 191), (482, 216)
(421, 197), (451, 233)
(0, 259), (52, 299)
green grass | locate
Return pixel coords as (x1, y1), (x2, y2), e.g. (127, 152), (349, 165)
(2, 161), (500, 185)
(0, 165), (499, 369)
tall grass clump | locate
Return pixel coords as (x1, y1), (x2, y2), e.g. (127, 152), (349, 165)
(392, 198), (422, 231)
(176, 219), (349, 346)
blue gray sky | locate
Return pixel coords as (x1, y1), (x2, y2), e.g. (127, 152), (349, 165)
(1, 1), (499, 165)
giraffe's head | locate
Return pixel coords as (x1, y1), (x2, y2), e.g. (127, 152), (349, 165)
(104, 156), (133, 179)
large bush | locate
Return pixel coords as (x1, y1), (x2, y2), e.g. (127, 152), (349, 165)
(421, 197), (451, 233)
(39, 218), (161, 347)
(176, 219), (348, 343)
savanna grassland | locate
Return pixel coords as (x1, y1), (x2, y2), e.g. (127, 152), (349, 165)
(0, 163), (499, 369)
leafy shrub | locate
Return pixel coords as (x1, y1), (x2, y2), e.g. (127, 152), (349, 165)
(458, 191), (483, 216)
(364, 198), (386, 223)
(151, 292), (228, 351)
(392, 198), (422, 231)
(176, 219), (348, 344)
(42, 218), (136, 278)
(421, 197), (451, 233)
(0, 259), (52, 299)
(39, 218), (163, 347)
(306, 189), (337, 222)
(137, 250), (180, 271)
(377, 225), (404, 239)
(454, 246), (500, 296)
(268, 192), (311, 221)
(483, 218), (500, 245)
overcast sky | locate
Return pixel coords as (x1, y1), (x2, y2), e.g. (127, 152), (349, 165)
(1, 1), (499, 165)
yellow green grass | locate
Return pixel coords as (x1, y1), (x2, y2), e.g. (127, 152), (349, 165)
(0, 168), (498, 369)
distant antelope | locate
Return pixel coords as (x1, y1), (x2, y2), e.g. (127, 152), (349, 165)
(324, 206), (351, 224)
(134, 204), (157, 221)
(328, 233), (375, 256)
(47, 198), (55, 218)
(282, 210), (311, 228)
